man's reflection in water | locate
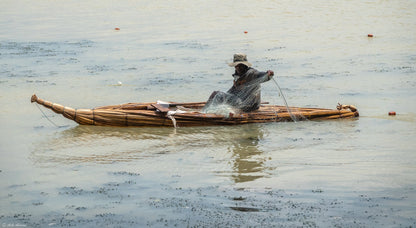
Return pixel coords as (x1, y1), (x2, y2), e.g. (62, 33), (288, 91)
(228, 124), (269, 183)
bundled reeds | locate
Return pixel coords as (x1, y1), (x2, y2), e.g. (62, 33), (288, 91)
(31, 94), (359, 127)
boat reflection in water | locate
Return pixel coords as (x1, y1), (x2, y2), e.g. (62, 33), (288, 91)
(227, 124), (271, 183)
(30, 125), (185, 165)
(31, 124), (272, 184)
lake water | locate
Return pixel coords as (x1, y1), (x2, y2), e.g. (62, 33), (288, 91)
(1, 0), (415, 227)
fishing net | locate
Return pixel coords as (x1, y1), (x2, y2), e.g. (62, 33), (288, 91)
(202, 69), (271, 116)
(200, 67), (307, 122)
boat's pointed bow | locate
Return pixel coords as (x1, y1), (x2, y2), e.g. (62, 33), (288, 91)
(30, 94), (89, 125)
(31, 94), (38, 103)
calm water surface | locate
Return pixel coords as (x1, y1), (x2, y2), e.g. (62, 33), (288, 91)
(1, 0), (415, 226)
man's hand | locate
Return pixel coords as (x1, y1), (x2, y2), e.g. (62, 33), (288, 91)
(267, 70), (274, 78)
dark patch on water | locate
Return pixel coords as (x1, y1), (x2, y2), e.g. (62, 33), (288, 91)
(147, 75), (193, 86)
(266, 46), (286, 51)
(48, 71), (58, 76)
(164, 40), (210, 49)
(139, 56), (174, 63)
(394, 65), (415, 74)
(304, 73), (331, 79)
(0, 40), (95, 81)
(312, 189), (324, 193)
(85, 64), (110, 74)
(290, 137), (303, 142)
(266, 57), (282, 62)
(230, 206), (260, 212)
(110, 171), (141, 176)
(231, 196), (246, 201)
(32, 201), (43, 206)
(181, 57), (198, 63)
(33, 126), (45, 130)
(0, 40), (93, 58)
(373, 67), (391, 73)
(339, 92), (362, 96)
(371, 65), (415, 74)
(59, 186), (113, 196)
(26, 80), (48, 83)
(76, 206), (87, 211)
(134, 86), (150, 91)
(8, 184), (26, 189)
(187, 71), (212, 80)
(7, 69), (38, 78)
(122, 67), (138, 71)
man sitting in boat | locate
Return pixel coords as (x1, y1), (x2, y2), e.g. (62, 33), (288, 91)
(203, 53), (274, 113)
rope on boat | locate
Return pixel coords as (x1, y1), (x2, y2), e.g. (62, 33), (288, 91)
(337, 103), (357, 112)
(35, 103), (60, 128)
(166, 109), (188, 128)
(167, 112), (177, 128)
(272, 78), (297, 122)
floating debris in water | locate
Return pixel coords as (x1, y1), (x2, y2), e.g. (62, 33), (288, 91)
(111, 81), (122, 86)
(230, 206), (260, 212)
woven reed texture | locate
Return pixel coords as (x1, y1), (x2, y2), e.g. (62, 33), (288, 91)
(31, 94), (359, 127)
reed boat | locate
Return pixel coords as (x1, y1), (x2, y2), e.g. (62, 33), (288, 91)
(31, 94), (359, 127)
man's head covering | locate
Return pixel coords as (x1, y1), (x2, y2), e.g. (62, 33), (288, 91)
(228, 53), (252, 67)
